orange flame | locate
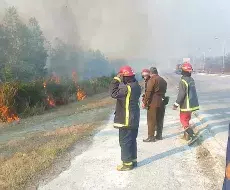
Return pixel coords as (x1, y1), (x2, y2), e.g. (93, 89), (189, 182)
(72, 71), (87, 101)
(0, 106), (20, 123)
(47, 96), (56, 107)
(77, 88), (86, 101)
(43, 81), (47, 88)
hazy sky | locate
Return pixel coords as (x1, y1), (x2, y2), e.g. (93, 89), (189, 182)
(1, 0), (230, 64)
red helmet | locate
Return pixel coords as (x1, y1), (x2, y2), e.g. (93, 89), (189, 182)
(119, 66), (135, 76)
(141, 69), (150, 76)
(181, 62), (193, 72)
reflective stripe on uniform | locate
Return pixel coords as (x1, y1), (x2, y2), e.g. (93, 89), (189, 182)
(113, 85), (131, 127)
(125, 85), (131, 126)
(114, 123), (125, 127)
(123, 162), (133, 166)
(180, 106), (199, 111)
(180, 79), (199, 112)
(113, 77), (121, 82)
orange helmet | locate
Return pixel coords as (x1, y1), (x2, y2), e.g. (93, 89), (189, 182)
(119, 66), (135, 76)
(141, 69), (150, 76)
(181, 62), (193, 72)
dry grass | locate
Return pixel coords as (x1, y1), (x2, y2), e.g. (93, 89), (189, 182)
(0, 91), (115, 189)
(0, 124), (94, 190)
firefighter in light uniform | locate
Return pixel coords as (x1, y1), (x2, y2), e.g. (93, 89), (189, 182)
(173, 62), (199, 141)
(110, 66), (141, 171)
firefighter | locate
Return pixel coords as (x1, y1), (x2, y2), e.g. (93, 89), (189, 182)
(223, 123), (230, 189)
(110, 65), (141, 171)
(143, 67), (167, 142)
(172, 62), (199, 142)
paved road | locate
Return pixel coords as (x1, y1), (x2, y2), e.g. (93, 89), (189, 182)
(39, 75), (224, 190)
(194, 73), (230, 148)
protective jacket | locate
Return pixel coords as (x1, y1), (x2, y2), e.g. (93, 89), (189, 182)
(143, 75), (167, 108)
(110, 77), (141, 129)
(175, 76), (199, 112)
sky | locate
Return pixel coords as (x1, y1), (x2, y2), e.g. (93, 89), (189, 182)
(1, 0), (230, 67)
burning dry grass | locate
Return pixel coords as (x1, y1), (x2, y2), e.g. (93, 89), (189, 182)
(0, 83), (20, 123)
(0, 124), (95, 190)
(77, 87), (87, 101)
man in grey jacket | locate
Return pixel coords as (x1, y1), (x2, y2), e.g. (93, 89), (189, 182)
(173, 62), (199, 142)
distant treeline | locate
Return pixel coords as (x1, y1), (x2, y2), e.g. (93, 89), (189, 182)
(0, 7), (129, 82)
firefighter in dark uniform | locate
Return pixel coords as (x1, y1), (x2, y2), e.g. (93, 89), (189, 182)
(143, 67), (167, 142)
(173, 62), (199, 142)
(110, 65), (141, 171)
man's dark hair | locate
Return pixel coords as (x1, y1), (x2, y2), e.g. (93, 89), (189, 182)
(150, 67), (158, 75)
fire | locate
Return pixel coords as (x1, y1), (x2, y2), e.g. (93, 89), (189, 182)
(77, 88), (86, 101)
(47, 96), (56, 107)
(43, 81), (47, 88)
(0, 106), (20, 122)
(72, 71), (87, 101)
(43, 80), (56, 107)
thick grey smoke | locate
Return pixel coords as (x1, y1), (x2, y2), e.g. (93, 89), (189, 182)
(2, 0), (230, 68)
(1, 0), (152, 61)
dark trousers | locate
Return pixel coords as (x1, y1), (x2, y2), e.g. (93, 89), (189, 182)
(156, 105), (165, 137)
(147, 105), (165, 137)
(222, 178), (230, 190)
(119, 128), (138, 163)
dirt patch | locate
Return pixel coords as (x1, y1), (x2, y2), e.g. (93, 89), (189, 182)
(0, 93), (115, 190)
(195, 136), (224, 189)
(0, 123), (104, 190)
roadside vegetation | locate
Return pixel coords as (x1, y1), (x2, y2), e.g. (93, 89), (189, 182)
(0, 7), (117, 123)
(0, 6), (118, 190)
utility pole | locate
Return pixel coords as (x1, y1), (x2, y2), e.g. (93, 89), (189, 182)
(214, 37), (230, 74)
(222, 41), (226, 73)
(203, 52), (206, 71)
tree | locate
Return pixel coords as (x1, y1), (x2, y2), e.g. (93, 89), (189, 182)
(27, 17), (48, 79)
(0, 7), (48, 82)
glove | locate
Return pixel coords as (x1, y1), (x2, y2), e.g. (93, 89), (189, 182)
(116, 73), (123, 82)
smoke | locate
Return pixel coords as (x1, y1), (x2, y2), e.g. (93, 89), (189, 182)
(2, 0), (230, 70)
(1, 0), (152, 61)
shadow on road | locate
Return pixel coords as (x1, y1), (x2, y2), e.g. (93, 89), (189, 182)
(138, 145), (189, 167)
(139, 106), (230, 167)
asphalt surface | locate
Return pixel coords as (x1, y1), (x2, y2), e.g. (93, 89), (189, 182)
(38, 73), (227, 190)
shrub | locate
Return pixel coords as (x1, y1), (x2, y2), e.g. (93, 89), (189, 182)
(0, 82), (19, 122)
(46, 80), (76, 105)
(15, 81), (46, 114)
(0, 75), (113, 121)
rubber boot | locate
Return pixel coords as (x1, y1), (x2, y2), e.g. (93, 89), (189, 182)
(117, 162), (133, 171)
(185, 128), (196, 140)
(132, 159), (137, 167)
